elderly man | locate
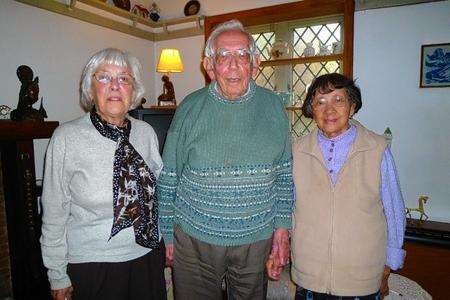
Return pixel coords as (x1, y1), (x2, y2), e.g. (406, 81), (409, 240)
(157, 19), (294, 299)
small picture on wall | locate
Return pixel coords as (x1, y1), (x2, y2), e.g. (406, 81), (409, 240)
(420, 43), (450, 88)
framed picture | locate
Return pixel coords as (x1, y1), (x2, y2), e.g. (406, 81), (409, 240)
(420, 43), (450, 88)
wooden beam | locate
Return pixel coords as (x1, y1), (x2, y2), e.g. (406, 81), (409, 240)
(343, 0), (355, 78)
(355, 0), (445, 11)
(205, 0), (346, 38)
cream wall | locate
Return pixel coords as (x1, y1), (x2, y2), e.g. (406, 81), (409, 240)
(354, 1), (450, 222)
(1, 0), (156, 177)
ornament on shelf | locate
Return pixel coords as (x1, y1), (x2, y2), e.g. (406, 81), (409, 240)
(149, 2), (160, 22)
(318, 43), (331, 56)
(269, 40), (292, 60)
(112, 0), (131, 11)
(184, 0), (200, 16)
(302, 42), (315, 57)
(332, 41), (342, 54)
(132, 4), (150, 19)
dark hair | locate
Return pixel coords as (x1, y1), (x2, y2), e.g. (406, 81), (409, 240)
(302, 73), (362, 118)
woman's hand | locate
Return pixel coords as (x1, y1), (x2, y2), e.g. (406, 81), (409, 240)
(166, 243), (174, 267)
(51, 286), (73, 300)
(266, 255), (283, 281)
(380, 266), (391, 298)
(266, 228), (290, 281)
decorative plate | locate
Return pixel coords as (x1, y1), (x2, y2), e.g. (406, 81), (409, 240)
(184, 0), (200, 16)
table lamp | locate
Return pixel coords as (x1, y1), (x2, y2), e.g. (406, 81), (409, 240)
(156, 48), (183, 106)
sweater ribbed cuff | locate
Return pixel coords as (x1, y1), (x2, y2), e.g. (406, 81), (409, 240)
(49, 274), (72, 290)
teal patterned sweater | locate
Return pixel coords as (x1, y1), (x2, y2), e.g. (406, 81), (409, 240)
(157, 80), (294, 246)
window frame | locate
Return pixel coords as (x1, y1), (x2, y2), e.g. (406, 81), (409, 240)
(204, 0), (355, 82)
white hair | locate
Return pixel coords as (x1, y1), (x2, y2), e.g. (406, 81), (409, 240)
(204, 19), (258, 59)
(79, 48), (145, 111)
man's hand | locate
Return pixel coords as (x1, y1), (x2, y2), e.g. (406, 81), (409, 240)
(51, 286), (73, 300)
(271, 228), (290, 265)
(380, 266), (391, 298)
(266, 228), (290, 281)
(166, 243), (174, 267)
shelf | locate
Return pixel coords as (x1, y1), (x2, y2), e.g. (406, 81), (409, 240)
(260, 54), (343, 67)
(15, 0), (204, 42)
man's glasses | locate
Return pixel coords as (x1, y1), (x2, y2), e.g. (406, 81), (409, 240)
(312, 95), (349, 110)
(213, 48), (252, 65)
(93, 72), (134, 86)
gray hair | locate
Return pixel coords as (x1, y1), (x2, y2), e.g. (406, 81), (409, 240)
(80, 48), (145, 111)
(204, 19), (258, 59)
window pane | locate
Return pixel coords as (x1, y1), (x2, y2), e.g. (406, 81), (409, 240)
(293, 22), (341, 58)
(252, 32), (275, 61)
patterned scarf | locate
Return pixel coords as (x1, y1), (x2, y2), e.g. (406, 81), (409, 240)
(90, 111), (159, 249)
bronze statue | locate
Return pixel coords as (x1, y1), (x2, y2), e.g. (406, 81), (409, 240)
(10, 65), (47, 122)
(157, 75), (176, 106)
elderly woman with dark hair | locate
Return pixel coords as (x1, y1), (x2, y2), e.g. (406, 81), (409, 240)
(40, 48), (166, 300)
(286, 73), (406, 299)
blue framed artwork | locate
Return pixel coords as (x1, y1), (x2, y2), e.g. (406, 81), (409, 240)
(420, 43), (450, 88)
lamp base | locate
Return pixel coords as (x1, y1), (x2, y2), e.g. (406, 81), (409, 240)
(157, 74), (177, 106)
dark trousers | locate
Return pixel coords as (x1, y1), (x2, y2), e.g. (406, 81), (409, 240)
(172, 225), (272, 300)
(67, 240), (167, 300)
(295, 286), (381, 300)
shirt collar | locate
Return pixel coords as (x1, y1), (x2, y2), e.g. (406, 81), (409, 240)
(318, 124), (357, 144)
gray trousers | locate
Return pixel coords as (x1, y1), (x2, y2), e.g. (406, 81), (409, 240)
(173, 225), (272, 300)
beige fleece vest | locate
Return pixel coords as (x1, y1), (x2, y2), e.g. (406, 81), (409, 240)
(291, 122), (387, 296)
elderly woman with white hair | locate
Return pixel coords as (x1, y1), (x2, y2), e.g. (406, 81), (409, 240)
(40, 48), (166, 300)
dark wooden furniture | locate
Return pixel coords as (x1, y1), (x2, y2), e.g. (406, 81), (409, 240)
(0, 121), (58, 300)
(129, 106), (175, 154)
(395, 219), (450, 300)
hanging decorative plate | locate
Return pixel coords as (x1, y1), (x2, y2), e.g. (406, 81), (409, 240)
(184, 0), (200, 16)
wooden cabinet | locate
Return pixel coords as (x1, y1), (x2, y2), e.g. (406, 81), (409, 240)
(0, 121), (58, 300)
(395, 219), (450, 300)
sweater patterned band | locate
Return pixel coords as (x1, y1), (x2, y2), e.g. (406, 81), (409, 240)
(90, 111), (159, 249)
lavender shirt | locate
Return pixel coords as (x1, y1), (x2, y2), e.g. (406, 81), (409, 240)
(317, 125), (406, 270)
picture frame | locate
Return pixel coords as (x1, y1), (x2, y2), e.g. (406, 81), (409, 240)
(419, 43), (450, 88)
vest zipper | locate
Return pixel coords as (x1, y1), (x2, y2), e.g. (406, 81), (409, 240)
(327, 182), (335, 294)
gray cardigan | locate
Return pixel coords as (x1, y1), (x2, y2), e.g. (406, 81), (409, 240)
(40, 113), (163, 290)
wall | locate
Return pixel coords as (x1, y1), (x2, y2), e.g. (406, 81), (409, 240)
(354, 1), (450, 222)
(0, 0), (155, 177)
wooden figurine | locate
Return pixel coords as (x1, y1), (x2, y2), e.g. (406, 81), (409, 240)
(157, 75), (176, 106)
(10, 65), (47, 122)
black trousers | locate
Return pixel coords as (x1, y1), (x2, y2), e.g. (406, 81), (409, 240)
(68, 240), (167, 300)
(295, 286), (381, 300)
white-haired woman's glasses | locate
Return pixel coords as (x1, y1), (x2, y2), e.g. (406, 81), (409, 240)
(93, 72), (134, 86)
